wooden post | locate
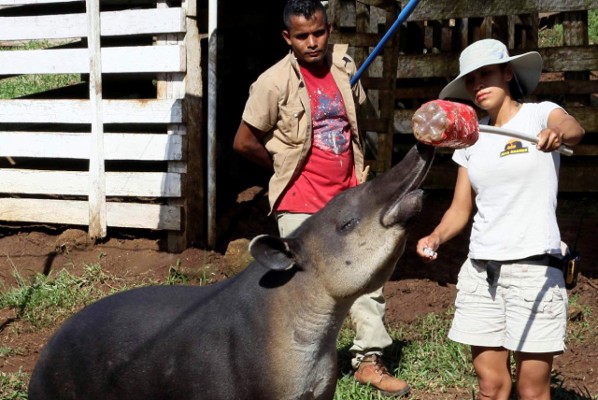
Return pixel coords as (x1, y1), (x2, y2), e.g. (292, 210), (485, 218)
(460, 18), (469, 49)
(156, 0), (188, 251)
(207, 0), (217, 249)
(440, 20), (453, 52)
(86, 0), (107, 240)
(181, 0), (206, 249)
(563, 11), (590, 107)
(379, 3), (400, 171)
(354, 1), (373, 168)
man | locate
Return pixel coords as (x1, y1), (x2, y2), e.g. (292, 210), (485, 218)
(233, 0), (410, 396)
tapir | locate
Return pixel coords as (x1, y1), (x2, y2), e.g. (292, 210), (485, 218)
(28, 143), (435, 400)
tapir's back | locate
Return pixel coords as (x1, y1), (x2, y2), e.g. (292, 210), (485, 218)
(28, 265), (276, 400)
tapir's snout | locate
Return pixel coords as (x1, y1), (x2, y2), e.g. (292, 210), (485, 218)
(374, 143), (435, 227)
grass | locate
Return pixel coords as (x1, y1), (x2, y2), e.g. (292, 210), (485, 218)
(0, 261), (109, 329)
(539, 9), (598, 47)
(1, 262), (597, 399)
(0, 74), (81, 99)
(165, 252), (215, 286)
(590, 9), (598, 45)
(0, 254), (215, 330)
(566, 293), (595, 344)
(0, 369), (28, 400)
(334, 306), (598, 400)
(0, 40), (81, 99)
(334, 309), (477, 399)
(539, 23), (564, 47)
(0, 254), (216, 400)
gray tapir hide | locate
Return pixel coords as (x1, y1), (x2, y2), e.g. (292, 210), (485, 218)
(28, 143), (435, 400)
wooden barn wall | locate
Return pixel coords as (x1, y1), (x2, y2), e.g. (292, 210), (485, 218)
(0, 0), (203, 250)
(329, 0), (598, 192)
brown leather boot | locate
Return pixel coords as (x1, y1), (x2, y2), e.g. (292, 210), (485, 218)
(354, 354), (411, 397)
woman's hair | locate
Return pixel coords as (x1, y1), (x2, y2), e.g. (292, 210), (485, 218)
(500, 63), (525, 102)
(283, 0), (327, 30)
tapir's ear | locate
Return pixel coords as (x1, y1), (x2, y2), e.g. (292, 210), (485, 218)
(249, 234), (296, 271)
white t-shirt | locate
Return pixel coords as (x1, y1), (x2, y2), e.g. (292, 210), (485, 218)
(453, 102), (562, 261)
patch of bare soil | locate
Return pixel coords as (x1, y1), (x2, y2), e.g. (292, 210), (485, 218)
(1, 188), (597, 398)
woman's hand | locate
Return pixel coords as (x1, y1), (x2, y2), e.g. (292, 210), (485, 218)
(542, 108), (585, 149)
(535, 127), (565, 153)
(416, 234), (440, 262)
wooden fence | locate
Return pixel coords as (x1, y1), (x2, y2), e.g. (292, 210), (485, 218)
(2, 0), (596, 250)
(329, 0), (598, 192)
(0, 0), (203, 250)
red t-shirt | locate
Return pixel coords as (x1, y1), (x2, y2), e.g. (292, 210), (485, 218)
(276, 64), (357, 213)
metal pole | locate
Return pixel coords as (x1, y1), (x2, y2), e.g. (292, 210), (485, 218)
(350, 0), (422, 86)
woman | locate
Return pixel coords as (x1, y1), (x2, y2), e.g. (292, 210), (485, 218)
(417, 39), (584, 400)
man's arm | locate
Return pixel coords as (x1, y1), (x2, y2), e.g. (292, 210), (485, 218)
(233, 121), (273, 170)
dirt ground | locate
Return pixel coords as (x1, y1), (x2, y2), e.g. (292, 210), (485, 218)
(1, 187), (597, 398)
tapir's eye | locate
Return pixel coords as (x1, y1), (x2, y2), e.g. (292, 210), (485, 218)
(338, 217), (359, 233)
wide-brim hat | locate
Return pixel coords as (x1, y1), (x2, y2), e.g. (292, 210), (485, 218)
(439, 39), (543, 100)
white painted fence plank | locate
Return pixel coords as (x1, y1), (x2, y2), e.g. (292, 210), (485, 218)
(0, 132), (184, 160)
(0, 0), (76, 5)
(0, 99), (183, 123)
(0, 45), (185, 74)
(0, 198), (181, 230)
(0, 170), (182, 197)
(0, 8), (185, 41)
(87, 0), (106, 240)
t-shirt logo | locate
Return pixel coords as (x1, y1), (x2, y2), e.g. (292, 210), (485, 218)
(312, 89), (351, 155)
(500, 139), (529, 157)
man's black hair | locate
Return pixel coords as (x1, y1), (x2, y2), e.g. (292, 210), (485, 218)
(283, 0), (327, 30)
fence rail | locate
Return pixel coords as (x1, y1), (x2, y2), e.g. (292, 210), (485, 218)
(0, 0), (199, 249)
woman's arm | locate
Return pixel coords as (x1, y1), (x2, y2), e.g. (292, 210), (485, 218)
(416, 166), (475, 260)
(536, 108), (585, 151)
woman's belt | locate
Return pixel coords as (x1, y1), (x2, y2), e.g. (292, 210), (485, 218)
(471, 254), (562, 286)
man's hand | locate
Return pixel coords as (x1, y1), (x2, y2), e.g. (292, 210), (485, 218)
(233, 121), (273, 169)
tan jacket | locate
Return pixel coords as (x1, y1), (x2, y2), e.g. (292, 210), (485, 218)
(242, 44), (367, 213)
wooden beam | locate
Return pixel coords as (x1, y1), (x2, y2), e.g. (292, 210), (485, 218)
(330, 32), (383, 47)
(0, 132), (184, 160)
(0, 45), (186, 74)
(568, 144), (598, 156)
(355, 0), (397, 12)
(0, 99), (183, 124)
(0, 170), (182, 197)
(0, 198), (181, 230)
(0, 8), (185, 41)
(375, 79), (598, 100)
(395, 45), (598, 79)
(535, 79), (598, 96)
(361, 117), (390, 132)
(541, 45), (596, 72)
(401, 0), (598, 21)
(0, 0), (74, 5)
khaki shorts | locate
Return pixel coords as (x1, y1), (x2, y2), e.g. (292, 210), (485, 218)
(448, 258), (568, 353)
